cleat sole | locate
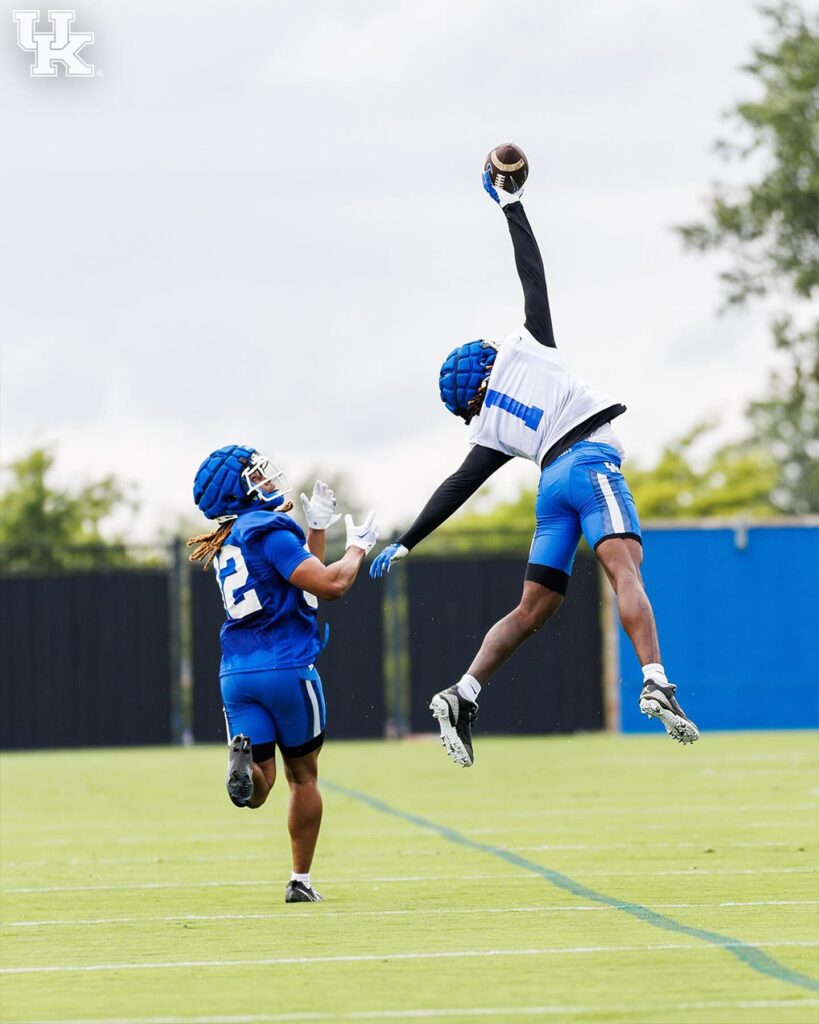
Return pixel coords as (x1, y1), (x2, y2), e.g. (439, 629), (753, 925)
(226, 734), (254, 806)
(640, 698), (700, 745)
(430, 696), (473, 767)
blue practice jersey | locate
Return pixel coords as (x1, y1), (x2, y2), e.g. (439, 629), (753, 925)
(211, 509), (322, 674)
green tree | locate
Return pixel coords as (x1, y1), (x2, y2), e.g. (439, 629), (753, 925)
(0, 447), (138, 572)
(678, 1), (819, 512)
(626, 423), (779, 518)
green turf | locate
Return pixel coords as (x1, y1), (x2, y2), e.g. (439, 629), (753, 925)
(1, 732), (818, 1024)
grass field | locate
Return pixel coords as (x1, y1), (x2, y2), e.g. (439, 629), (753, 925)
(1, 732), (818, 1024)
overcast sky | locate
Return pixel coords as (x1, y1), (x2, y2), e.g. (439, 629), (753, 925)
(1, 0), (780, 541)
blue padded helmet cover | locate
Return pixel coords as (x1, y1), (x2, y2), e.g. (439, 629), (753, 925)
(439, 341), (496, 417)
(193, 444), (256, 520)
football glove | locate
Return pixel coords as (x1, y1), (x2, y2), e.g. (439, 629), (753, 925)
(369, 543), (409, 579)
(345, 512), (378, 555)
(300, 480), (342, 531)
(482, 168), (524, 208)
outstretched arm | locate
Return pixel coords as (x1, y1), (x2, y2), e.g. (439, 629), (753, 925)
(290, 512), (378, 600)
(291, 546), (364, 600)
(370, 445), (511, 577)
(503, 202), (556, 348)
(399, 445), (511, 548)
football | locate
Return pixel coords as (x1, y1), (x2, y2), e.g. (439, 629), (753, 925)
(484, 143), (529, 195)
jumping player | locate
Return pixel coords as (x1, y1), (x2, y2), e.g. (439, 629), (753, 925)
(370, 169), (699, 767)
(189, 445), (378, 900)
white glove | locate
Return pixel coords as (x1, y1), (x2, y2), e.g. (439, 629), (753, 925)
(300, 480), (342, 531)
(483, 167), (525, 208)
(496, 184), (525, 208)
(345, 511), (378, 555)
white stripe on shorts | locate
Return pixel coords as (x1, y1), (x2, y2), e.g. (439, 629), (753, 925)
(595, 472), (625, 534)
(304, 679), (322, 738)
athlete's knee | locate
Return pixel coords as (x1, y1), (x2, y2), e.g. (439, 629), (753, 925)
(514, 594), (562, 634)
(609, 563), (642, 593)
(288, 770), (318, 790)
(284, 752), (320, 787)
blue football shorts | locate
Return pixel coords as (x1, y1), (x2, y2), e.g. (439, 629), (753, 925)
(527, 442), (641, 589)
(220, 663), (326, 759)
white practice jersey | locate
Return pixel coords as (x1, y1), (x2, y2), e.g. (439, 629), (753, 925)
(469, 328), (623, 465)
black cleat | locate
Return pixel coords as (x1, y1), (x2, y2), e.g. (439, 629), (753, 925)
(226, 733), (254, 807)
(429, 685), (478, 767)
(285, 880), (323, 903)
(639, 680), (700, 745)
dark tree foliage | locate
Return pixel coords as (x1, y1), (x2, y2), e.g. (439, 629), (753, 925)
(678, 2), (819, 513)
(0, 447), (138, 572)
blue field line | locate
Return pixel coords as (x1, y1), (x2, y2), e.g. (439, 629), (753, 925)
(324, 780), (819, 994)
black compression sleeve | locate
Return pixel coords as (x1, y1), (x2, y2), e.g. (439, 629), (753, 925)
(503, 202), (556, 348)
(397, 445), (512, 551)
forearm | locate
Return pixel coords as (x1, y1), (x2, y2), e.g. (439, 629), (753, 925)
(322, 546), (365, 597)
(398, 446), (511, 550)
(307, 528), (325, 562)
(504, 202), (555, 348)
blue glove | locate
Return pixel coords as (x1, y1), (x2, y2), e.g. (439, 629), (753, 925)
(482, 168), (500, 203)
(369, 543), (408, 579)
(483, 168), (524, 208)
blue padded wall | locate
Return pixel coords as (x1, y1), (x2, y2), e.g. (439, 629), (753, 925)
(619, 524), (819, 732)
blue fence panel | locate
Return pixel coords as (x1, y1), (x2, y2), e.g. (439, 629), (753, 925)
(619, 524), (819, 732)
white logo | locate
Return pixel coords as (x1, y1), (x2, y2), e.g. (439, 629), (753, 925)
(604, 461), (621, 475)
(13, 9), (94, 77)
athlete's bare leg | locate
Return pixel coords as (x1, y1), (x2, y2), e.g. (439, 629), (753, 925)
(467, 580), (564, 684)
(282, 749), (323, 875)
(595, 537), (660, 665)
(248, 757), (276, 809)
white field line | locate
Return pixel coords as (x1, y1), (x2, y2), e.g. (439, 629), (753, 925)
(501, 803), (818, 817)
(4, 865), (817, 895)
(2, 940), (817, 975)
(621, 752), (815, 765)
(4, 899), (817, 930)
(33, 998), (819, 1024)
(4, 819), (811, 852)
(701, 768), (814, 777)
(5, 804), (817, 846)
(418, 840), (814, 854)
(4, 839), (812, 869)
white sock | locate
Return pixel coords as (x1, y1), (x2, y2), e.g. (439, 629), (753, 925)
(291, 872), (310, 885)
(642, 663), (668, 685)
(455, 674), (481, 703)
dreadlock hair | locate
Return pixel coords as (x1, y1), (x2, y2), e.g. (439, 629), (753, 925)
(187, 520), (234, 571)
(463, 379), (489, 424)
(187, 500), (295, 571)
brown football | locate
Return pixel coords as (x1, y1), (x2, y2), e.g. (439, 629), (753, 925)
(484, 143), (529, 195)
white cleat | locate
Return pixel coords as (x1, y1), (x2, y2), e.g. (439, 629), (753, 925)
(430, 685), (478, 767)
(639, 680), (700, 744)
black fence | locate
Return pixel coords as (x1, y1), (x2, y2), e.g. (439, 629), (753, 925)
(0, 571), (172, 750)
(0, 546), (604, 750)
(407, 554), (602, 734)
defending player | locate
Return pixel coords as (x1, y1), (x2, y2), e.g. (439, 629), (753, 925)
(370, 158), (699, 767)
(189, 445), (378, 900)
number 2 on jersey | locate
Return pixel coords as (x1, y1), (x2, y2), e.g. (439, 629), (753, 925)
(213, 545), (262, 620)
